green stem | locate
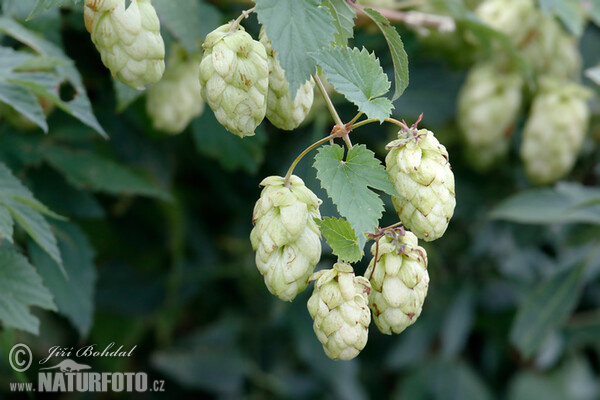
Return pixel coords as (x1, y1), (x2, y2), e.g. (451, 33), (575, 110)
(313, 74), (345, 129)
(348, 117), (408, 131)
(229, 6), (255, 32)
(284, 133), (337, 185)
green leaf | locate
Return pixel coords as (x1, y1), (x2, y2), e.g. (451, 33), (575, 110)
(311, 47), (393, 121)
(539, 0), (585, 36)
(314, 144), (396, 249)
(490, 183), (600, 225)
(0, 162), (63, 267)
(360, 8), (409, 101)
(584, 65), (600, 86)
(0, 245), (56, 334)
(192, 110), (266, 174)
(26, 0), (81, 20)
(509, 264), (585, 358)
(0, 47), (47, 132)
(153, 0), (221, 54)
(44, 147), (173, 202)
(316, 217), (362, 263)
(0, 205), (14, 243)
(29, 222), (96, 337)
(113, 79), (143, 112)
(322, 0), (356, 45)
(0, 17), (106, 137)
(255, 0), (337, 98)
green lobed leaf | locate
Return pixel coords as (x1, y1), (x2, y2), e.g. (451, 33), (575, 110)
(0, 162), (63, 268)
(316, 216), (362, 263)
(490, 183), (600, 225)
(584, 65), (600, 86)
(314, 144), (396, 249)
(311, 46), (393, 121)
(322, 0), (356, 45)
(255, 0), (337, 98)
(0, 205), (14, 243)
(29, 222), (97, 337)
(192, 110), (266, 174)
(509, 264), (585, 358)
(44, 147), (173, 202)
(26, 0), (81, 20)
(360, 8), (409, 101)
(0, 17), (106, 137)
(539, 0), (585, 36)
(154, 0), (221, 54)
(0, 244), (56, 334)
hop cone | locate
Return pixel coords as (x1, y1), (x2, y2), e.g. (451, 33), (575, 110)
(250, 175), (322, 301)
(476, 0), (538, 48)
(457, 62), (523, 170)
(146, 46), (204, 134)
(365, 229), (429, 335)
(199, 23), (268, 138)
(386, 128), (455, 241)
(357, 0), (395, 7)
(307, 263), (371, 361)
(259, 28), (314, 131)
(87, 0), (165, 90)
(521, 78), (591, 185)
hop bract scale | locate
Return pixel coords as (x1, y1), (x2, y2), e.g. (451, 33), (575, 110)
(199, 23), (269, 138)
(365, 228), (429, 335)
(250, 175), (322, 302)
(307, 263), (371, 361)
(86, 0), (166, 90)
(259, 28), (315, 131)
(385, 127), (455, 241)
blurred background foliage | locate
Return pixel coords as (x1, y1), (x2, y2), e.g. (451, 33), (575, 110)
(0, 0), (599, 399)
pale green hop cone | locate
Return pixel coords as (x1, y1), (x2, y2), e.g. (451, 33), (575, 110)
(386, 128), (455, 241)
(250, 175), (322, 301)
(457, 62), (523, 170)
(307, 263), (371, 360)
(199, 23), (268, 138)
(87, 0), (165, 90)
(146, 46), (204, 134)
(521, 78), (591, 185)
(259, 28), (314, 131)
(475, 0), (538, 48)
(365, 229), (429, 335)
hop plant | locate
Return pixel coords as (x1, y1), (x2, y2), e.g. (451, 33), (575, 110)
(386, 127), (455, 241)
(521, 78), (591, 185)
(307, 263), (371, 361)
(199, 23), (269, 138)
(86, 0), (165, 90)
(457, 62), (523, 170)
(250, 175), (322, 301)
(365, 229), (429, 335)
(146, 46), (204, 134)
(259, 28), (315, 131)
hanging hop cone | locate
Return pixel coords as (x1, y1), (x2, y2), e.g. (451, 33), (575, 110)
(386, 127), (455, 241)
(86, 0), (165, 90)
(365, 229), (429, 335)
(475, 0), (538, 49)
(520, 14), (582, 80)
(146, 46), (204, 134)
(307, 263), (371, 361)
(199, 22), (269, 138)
(457, 62), (523, 170)
(520, 78), (591, 185)
(258, 28), (315, 131)
(250, 175), (322, 301)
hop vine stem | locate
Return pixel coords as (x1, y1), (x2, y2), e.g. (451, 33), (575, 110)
(229, 6), (255, 32)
